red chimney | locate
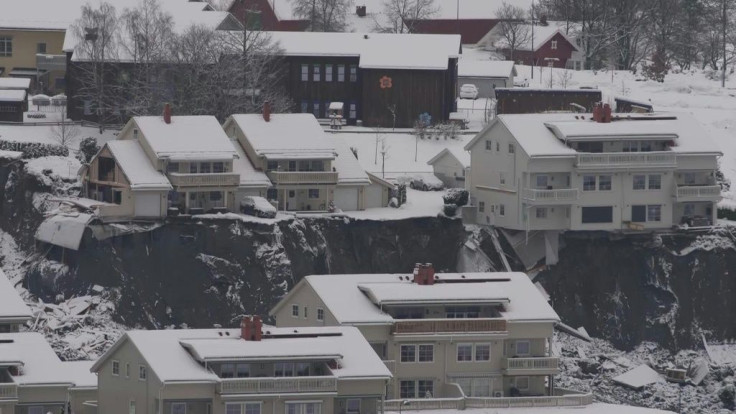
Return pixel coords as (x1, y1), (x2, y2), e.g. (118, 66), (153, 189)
(240, 315), (262, 341)
(163, 103), (172, 124)
(413, 263), (436, 285)
(602, 103), (612, 123)
(262, 101), (271, 122)
(592, 102), (602, 123)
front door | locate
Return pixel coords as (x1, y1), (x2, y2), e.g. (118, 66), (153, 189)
(286, 190), (297, 211)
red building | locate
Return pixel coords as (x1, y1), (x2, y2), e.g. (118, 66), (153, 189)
(228, 0), (307, 31)
(484, 25), (580, 69)
(405, 19), (499, 44)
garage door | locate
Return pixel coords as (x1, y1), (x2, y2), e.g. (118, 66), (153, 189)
(334, 187), (359, 211)
(364, 183), (384, 209)
(134, 193), (162, 217)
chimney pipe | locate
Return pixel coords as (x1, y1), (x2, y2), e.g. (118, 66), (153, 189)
(602, 103), (612, 123)
(592, 102), (602, 123)
(241, 315), (263, 341)
(163, 103), (172, 124)
(413, 263), (436, 285)
(262, 101), (271, 122)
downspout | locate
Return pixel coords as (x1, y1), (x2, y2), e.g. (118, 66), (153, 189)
(158, 382), (166, 414)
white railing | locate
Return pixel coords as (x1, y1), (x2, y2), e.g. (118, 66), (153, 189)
(219, 376), (337, 394)
(168, 172), (239, 187)
(383, 398), (465, 411)
(392, 318), (507, 335)
(523, 188), (579, 202)
(267, 171), (339, 185)
(576, 152), (676, 169)
(676, 185), (721, 200)
(465, 393), (594, 409)
(504, 357), (560, 370)
(0, 383), (17, 399)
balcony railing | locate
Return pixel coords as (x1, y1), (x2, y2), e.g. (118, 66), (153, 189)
(504, 357), (560, 371)
(522, 188), (579, 203)
(392, 318), (507, 335)
(36, 54), (67, 71)
(0, 383), (17, 399)
(219, 376), (337, 394)
(168, 172), (239, 187)
(465, 392), (594, 409)
(576, 152), (677, 169)
(383, 398), (465, 411)
(267, 171), (339, 185)
(675, 185), (721, 201)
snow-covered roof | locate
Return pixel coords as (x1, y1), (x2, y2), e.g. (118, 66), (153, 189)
(427, 147), (470, 168)
(0, 78), (31, 90)
(0, 270), (32, 324)
(105, 140), (172, 190)
(94, 325), (390, 382)
(273, 272), (559, 324)
(458, 60), (516, 78)
(0, 90), (26, 102)
(464, 112), (722, 158)
(544, 120), (679, 142)
(61, 361), (97, 389)
(227, 114), (336, 160)
(230, 139), (272, 189)
(35, 213), (93, 251)
(0, 150), (23, 160)
(612, 365), (664, 390)
(331, 137), (370, 185)
(489, 22), (579, 52)
(129, 116), (237, 162)
(267, 31), (460, 70)
(0, 332), (93, 386)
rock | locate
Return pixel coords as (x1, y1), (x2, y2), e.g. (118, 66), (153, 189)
(579, 358), (601, 375)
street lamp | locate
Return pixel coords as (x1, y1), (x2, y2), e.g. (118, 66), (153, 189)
(544, 57), (559, 87)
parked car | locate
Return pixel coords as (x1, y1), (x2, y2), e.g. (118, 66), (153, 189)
(459, 84), (479, 99)
(396, 174), (445, 191)
(240, 196), (277, 218)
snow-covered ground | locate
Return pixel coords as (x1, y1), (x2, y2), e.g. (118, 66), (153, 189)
(0, 123), (119, 148)
(386, 404), (674, 414)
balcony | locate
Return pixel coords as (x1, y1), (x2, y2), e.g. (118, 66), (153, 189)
(392, 318), (507, 335)
(168, 172), (239, 187)
(36, 54), (67, 71)
(522, 188), (579, 204)
(503, 357), (560, 375)
(576, 152), (677, 170)
(267, 171), (339, 185)
(0, 383), (17, 400)
(219, 376), (337, 395)
(675, 185), (721, 202)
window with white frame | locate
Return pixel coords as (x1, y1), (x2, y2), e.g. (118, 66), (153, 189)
(496, 141), (500, 151)
(226, 403), (262, 414)
(598, 175), (612, 191)
(583, 175), (596, 191)
(633, 175), (646, 190)
(139, 365), (147, 380)
(317, 308), (324, 321)
(399, 380), (416, 399)
(325, 65), (333, 82)
(499, 204), (505, 216)
(303, 306), (308, 318)
(292, 304), (299, 317)
(400, 345), (415, 362)
(508, 143), (515, 154)
(0, 37), (12, 57)
(286, 402), (322, 414)
(478, 201), (485, 213)
(349, 65), (357, 81)
(401, 344), (433, 362)
(275, 362), (296, 377)
(313, 64), (321, 81)
(112, 360), (120, 376)
(337, 65), (345, 82)
(301, 64), (309, 81)
(536, 208), (547, 219)
(171, 403), (187, 414)
(475, 344), (491, 361)
(648, 174), (661, 190)
(515, 340), (530, 355)
(456, 377), (492, 397)
(551, 40), (558, 50)
(349, 102), (357, 119)
(499, 172), (506, 185)
(129, 400), (136, 414)
(221, 363), (235, 378)
(236, 363), (250, 378)
(126, 362), (130, 378)
(485, 140), (492, 151)
(418, 344), (434, 362)
(418, 380), (434, 398)
(457, 344), (473, 361)
(647, 205), (662, 222)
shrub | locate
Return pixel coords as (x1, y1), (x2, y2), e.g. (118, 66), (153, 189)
(443, 203), (458, 216)
(77, 137), (100, 163)
(0, 140), (68, 159)
(443, 188), (469, 207)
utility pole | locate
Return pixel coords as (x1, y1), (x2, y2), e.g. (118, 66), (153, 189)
(722, 0), (727, 88)
(312, 0), (316, 31)
(530, 0), (534, 80)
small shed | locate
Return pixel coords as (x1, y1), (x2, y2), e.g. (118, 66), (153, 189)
(0, 90), (27, 122)
(457, 60), (517, 99)
(328, 101), (344, 129)
(0, 77), (31, 91)
(615, 96), (654, 113)
(427, 147), (470, 188)
(365, 172), (395, 209)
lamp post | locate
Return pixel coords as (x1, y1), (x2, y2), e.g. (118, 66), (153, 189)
(544, 57), (559, 87)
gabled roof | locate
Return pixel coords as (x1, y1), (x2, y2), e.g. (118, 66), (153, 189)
(105, 140), (172, 191)
(367, 172), (395, 189)
(0, 332), (95, 387)
(487, 22), (579, 52)
(331, 137), (370, 186)
(0, 270), (32, 324)
(427, 147), (470, 168)
(230, 139), (272, 189)
(458, 60), (516, 78)
(267, 31), (460, 71)
(227, 114), (336, 160)
(128, 116), (237, 162)
(92, 326), (390, 382)
(272, 272), (559, 324)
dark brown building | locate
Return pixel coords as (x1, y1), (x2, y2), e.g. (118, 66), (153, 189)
(0, 90), (27, 123)
(494, 88), (602, 115)
(273, 31), (460, 128)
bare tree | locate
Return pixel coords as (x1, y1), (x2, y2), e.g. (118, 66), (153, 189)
(376, 0), (438, 33)
(70, 2), (120, 131)
(49, 106), (81, 149)
(494, 3), (530, 61)
(556, 68), (573, 88)
(291, 0), (352, 32)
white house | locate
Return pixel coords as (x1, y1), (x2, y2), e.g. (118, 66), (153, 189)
(464, 108), (722, 235)
(91, 320), (391, 414)
(457, 60), (516, 99)
(0, 270), (32, 333)
(269, 265), (594, 407)
(427, 147), (470, 189)
(223, 108), (391, 212)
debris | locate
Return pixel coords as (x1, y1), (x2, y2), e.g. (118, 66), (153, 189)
(612, 365), (664, 390)
(688, 358), (710, 386)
